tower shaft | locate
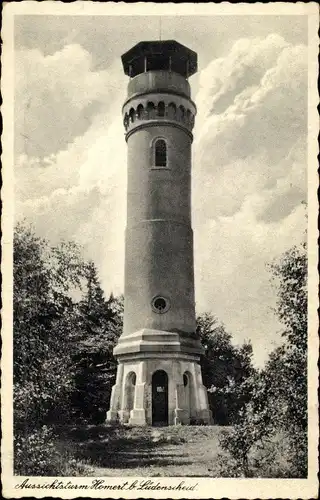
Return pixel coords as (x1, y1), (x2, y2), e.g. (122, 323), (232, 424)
(107, 41), (212, 426)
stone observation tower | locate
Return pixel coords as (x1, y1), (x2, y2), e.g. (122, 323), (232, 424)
(107, 40), (212, 426)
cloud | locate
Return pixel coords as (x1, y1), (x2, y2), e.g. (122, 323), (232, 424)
(15, 43), (127, 294)
(193, 34), (307, 222)
(16, 107), (127, 295)
(196, 34), (289, 118)
(192, 35), (307, 364)
(15, 44), (124, 157)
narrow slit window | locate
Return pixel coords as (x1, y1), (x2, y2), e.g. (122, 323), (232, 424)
(154, 139), (167, 167)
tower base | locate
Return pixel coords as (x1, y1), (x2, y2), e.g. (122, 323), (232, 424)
(106, 334), (212, 426)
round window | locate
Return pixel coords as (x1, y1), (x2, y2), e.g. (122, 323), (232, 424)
(151, 295), (170, 314)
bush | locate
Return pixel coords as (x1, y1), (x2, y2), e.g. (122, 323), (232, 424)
(217, 429), (306, 478)
(15, 426), (60, 475)
(249, 431), (306, 478)
(216, 452), (245, 478)
(14, 426), (92, 476)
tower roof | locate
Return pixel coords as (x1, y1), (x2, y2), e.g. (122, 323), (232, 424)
(121, 40), (197, 79)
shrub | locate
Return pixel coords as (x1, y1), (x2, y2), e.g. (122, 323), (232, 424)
(14, 426), (92, 476)
(15, 426), (61, 476)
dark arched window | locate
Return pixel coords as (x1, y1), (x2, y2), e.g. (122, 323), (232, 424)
(158, 101), (165, 117)
(147, 101), (155, 119)
(168, 102), (176, 119)
(179, 105), (185, 120)
(154, 139), (167, 167)
(137, 104), (144, 120)
(129, 108), (135, 123)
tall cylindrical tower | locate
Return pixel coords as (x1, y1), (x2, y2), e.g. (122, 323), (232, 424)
(107, 41), (211, 426)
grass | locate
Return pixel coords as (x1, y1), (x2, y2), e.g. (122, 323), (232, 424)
(16, 423), (303, 477)
(54, 423), (227, 477)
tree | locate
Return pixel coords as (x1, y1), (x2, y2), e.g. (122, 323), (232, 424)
(217, 241), (308, 477)
(71, 263), (123, 423)
(218, 370), (273, 477)
(197, 312), (255, 424)
(269, 242), (307, 352)
(13, 222), (88, 430)
(13, 223), (126, 474)
(264, 241), (308, 476)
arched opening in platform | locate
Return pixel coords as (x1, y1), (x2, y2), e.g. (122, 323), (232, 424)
(124, 371), (136, 417)
(183, 370), (195, 421)
(152, 370), (168, 426)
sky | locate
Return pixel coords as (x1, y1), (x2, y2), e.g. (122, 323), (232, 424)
(14, 14), (308, 366)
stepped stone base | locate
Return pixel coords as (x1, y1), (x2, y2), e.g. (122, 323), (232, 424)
(106, 330), (212, 427)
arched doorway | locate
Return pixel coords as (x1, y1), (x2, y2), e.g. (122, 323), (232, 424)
(152, 370), (168, 426)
